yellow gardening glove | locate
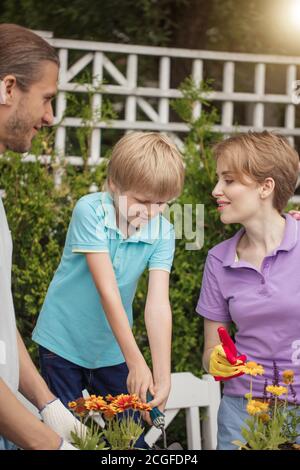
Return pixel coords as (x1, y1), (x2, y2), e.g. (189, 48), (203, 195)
(209, 344), (245, 381)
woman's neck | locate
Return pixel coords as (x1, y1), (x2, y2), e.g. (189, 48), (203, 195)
(238, 211), (286, 256)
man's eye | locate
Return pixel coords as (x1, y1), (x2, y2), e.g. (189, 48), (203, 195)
(225, 180), (234, 184)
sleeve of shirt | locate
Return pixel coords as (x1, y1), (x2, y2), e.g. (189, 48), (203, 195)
(148, 223), (175, 273)
(70, 198), (109, 253)
(195, 253), (231, 322)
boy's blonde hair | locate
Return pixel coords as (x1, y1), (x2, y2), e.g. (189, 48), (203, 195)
(213, 131), (299, 212)
(107, 132), (185, 201)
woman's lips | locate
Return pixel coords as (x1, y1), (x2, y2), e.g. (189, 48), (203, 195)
(217, 202), (231, 211)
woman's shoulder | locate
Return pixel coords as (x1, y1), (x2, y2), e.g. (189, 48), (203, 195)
(207, 229), (243, 263)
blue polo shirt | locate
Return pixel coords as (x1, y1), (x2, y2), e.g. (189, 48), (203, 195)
(32, 192), (175, 368)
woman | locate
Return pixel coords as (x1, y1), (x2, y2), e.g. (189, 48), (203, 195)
(196, 131), (300, 449)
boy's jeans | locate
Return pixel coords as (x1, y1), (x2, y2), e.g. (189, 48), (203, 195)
(0, 436), (17, 450)
(217, 395), (300, 450)
(39, 346), (149, 449)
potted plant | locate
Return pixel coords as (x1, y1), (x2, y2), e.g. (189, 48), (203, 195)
(232, 362), (300, 450)
(68, 393), (152, 450)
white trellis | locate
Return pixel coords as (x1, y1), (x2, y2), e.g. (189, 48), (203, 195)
(31, 32), (300, 200)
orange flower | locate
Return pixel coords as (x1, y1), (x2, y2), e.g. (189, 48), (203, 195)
(133, 402), (152, 412)
(102, 404), (118, 420)
(68, 397), (88, 417)
(282, 370), (294, 385)
(110, 394), (140, 412)
(85, 395), (107, 412)
(258, 413), (270, 424)
(105, 394), (114, 402)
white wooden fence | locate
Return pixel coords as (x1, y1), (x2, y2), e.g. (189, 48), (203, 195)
(31, 32), (300, 201)
(36, 32), (300, 164)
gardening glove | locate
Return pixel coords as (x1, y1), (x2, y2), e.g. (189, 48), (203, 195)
(209, 327), (247, 381)
(40, 398), (87, 442)
(59, 439), (78, 450)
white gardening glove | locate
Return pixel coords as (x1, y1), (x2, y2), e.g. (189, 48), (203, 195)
(40, 398), (87, 442)
(59, 439), (78, 450)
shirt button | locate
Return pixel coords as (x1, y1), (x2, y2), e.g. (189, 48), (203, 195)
(261, 279), (265, 284)
(265, 263), (269, 268)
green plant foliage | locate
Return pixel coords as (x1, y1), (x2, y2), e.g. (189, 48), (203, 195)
(1, 78), (235, 377)
(133, 78), (238, 377)
(0, 0), (186, 46)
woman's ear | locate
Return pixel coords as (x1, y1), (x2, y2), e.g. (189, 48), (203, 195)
(260, 177), (275, 199)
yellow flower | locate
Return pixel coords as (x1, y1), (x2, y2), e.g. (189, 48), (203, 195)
(68, 401), (77, 408)
(244, 393), (252, 400)
(246, 400), (269, 416)
(265, 385), (288, 397)
(282, 370), (294, 385)
(240, 361), (265, 376)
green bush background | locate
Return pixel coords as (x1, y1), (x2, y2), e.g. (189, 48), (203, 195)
(1, 78), (296, 446)
(0, 80), (236, 375)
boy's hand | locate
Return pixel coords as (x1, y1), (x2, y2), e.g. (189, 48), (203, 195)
(147, 382), (170, 410)
(127, 358), (154, 404)
(142, 382), (170, 426)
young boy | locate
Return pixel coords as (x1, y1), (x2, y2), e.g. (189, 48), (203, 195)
(32, 132), (184, 443)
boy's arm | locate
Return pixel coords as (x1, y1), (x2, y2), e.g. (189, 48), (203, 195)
(86, 252), (154, 402)
(144, 269), (172, 411)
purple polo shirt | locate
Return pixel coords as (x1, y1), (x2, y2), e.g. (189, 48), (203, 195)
(196, 214), (300, 402)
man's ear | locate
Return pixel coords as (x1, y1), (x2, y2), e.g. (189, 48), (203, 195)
(0, 75), (18, 106)
(0, 80), (6, 105)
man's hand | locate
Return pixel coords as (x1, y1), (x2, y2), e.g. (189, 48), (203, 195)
(127, 359), (154, 404)
(209, 327), (247, 381)
(288, 210), (300, 220)
(40, 398), (87, 442)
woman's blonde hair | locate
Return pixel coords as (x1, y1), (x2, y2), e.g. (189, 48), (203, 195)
(106, 132), (185, 200)
(213, 131), (299, 212)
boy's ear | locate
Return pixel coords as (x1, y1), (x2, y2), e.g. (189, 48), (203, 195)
(108, 179), (117, 193)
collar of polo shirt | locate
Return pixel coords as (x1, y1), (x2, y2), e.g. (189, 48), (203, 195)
(101, 192), (160, 244)
(222, 214), (298, 268)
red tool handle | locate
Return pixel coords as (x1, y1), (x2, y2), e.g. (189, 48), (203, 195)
(213, 327), (247, 382)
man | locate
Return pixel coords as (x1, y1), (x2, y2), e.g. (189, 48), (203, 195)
(0, 23), (84, 450)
